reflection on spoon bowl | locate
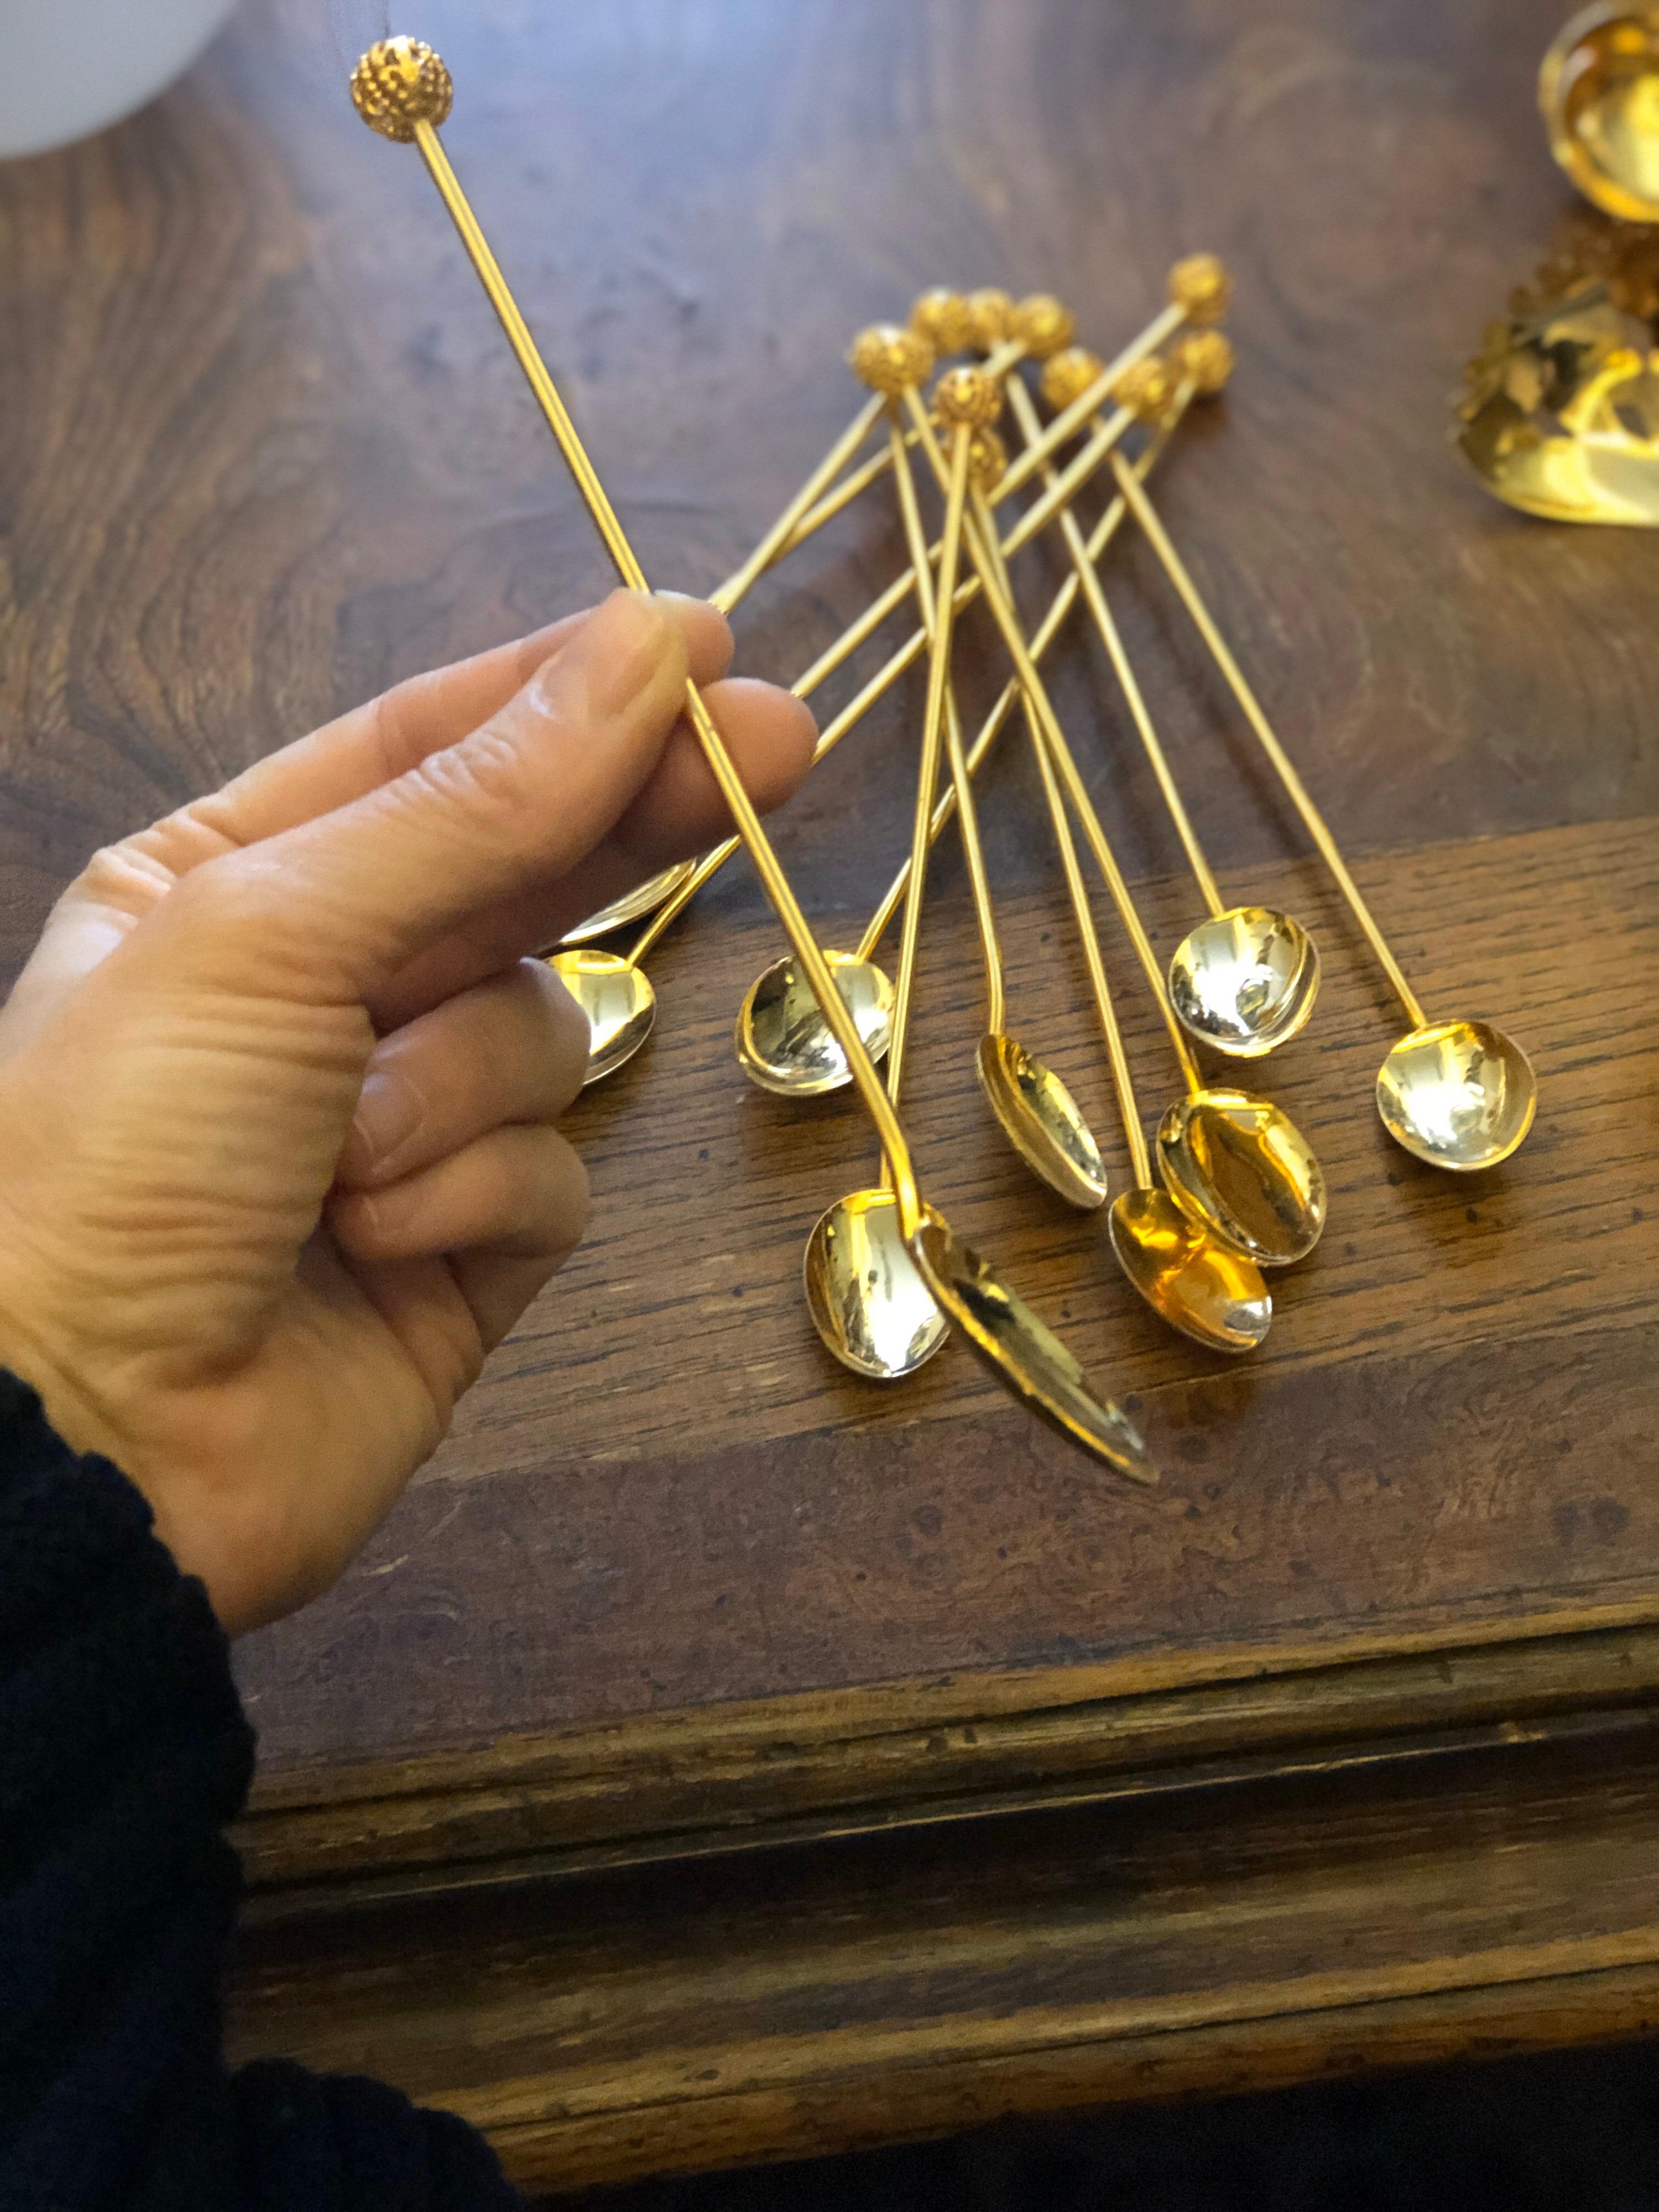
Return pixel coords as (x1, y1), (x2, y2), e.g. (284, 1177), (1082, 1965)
(975, 1035), (1107, 1209)
(1108, 1187), (1272, 1354)
(735, 950), (894, 1097)
(1169, 906), (1321, 1059)
(545, 950), (657, 1084)
(1156, 1090), (1327, 1267)
(557, 859), (698, 948)
(909, 1209), (1158, 1480)
(804, 1187), (948, 1379)
(1375, 1019), (1537, 1171)
(1541, 2), (1659, 222)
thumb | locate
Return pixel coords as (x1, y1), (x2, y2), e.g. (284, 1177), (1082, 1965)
(142, 591), (696, 1004)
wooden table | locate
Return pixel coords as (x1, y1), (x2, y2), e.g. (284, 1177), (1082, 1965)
(6, 0), (1659, 2194)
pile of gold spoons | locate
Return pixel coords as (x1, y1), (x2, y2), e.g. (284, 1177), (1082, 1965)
(351, 34), (1538, 1475)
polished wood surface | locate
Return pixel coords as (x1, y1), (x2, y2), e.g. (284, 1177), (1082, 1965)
(4, 0), (1658, 2189)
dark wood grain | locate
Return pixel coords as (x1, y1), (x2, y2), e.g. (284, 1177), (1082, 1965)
(5, 0), (1659, 2187)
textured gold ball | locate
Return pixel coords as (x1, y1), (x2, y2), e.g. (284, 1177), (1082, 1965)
(1110, 357), (1176, 422)
(1039, 346), (1104, 413)
(848, 322), (935, 396)
(1015, 293), (1076, 359)
(967, 426), (1009, 492)
(1171, 328), (1235, 396)
(910, 289), (975, 356)
(1168, 252), (1232, 323)
(966, 287), (1018, 349)
(934, 365), (1004, 430)
(349, 36), (454, 141)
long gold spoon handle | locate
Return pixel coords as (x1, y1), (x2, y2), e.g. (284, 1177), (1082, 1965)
(1003, 376), (1224, 916)
(889, 417), (1006, 1036)
(854, 402), (1190, 963)
(972, 487), (1154, 1187)
(709, 390), (888, 614)
(888, 419), (974, 1113)
(904, 394), (1206, 1094)
(1107, 452), (1429, 1031)
(403, 111), (924, 1228)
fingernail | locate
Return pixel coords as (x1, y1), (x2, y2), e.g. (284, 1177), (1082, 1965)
(348, 1069), (422, 1182)
(529, 591), (673, 725)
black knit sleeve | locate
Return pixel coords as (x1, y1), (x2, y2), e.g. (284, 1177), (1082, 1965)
(0, 1373), (520, 2212)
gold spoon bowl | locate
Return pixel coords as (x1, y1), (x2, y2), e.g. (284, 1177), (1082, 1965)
(804, 1187), (949, 1380)
(1375, 1019), (1538, 1171)
(910, 1211), (1157, 1479)
(1108, 1187), (1272, 1354)
(1156, 1090), (1327, 1267)
(557, 859), (698, 947)
(1168, 905), (1321, 1059)
(546, 948), (657, 1083)
(975, 1035), (1108, 1210)
(1542, 2), (1659, 221)
(736, 950), (895, 1098)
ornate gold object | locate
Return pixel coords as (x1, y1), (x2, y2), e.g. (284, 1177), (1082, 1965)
(966, 287), (1018, 348)
(911, 288), (975, 355)
(1039, 346), (1104, 412)
(1541, 3), (1659, 220)
(348, 35), (452, 139)
(1168, 251), (1233, 322)
(933, 364), (1004, 428)
(1014, 292), (1077, 358)
(1171, 328), (1235, 393)
(1111, 356), (1176, 422)
(848, 322), (935, 397)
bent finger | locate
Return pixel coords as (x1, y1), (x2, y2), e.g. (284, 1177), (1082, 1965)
(327, 1123), (591, 1266)
(337, 960), (589, 1192)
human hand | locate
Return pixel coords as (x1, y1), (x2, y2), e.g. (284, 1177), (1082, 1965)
(0, 591), (812, 1635)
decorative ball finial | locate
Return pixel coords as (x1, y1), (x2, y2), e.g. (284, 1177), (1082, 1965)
(1039, 345), (1104, 413)
(350, 35), (453, 140)
(967, 426), (1009, 493)
(849, 322), (935, 396)
(966, 287), (1018, 350)
(1170, 328), (1235, 397)
(934, 365), (1004, 430)
(1167, 252), (1232, 323)
(1014, 293), (1076, 359)
(1110, 356), (1176, 423)
(910, 289), (975, 356)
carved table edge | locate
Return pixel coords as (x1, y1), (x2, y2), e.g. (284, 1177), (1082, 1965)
(236, 1596), (1659, 1898)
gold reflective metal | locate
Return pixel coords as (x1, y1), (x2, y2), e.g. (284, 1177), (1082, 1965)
(975, 1035), (1107, 1211)
(1005, 372), (1319, 1061)
(546, 948), (657, 1083)
(1168, 906), (1322, 1059)
(886, 403), (1105, 1211)
(1375, 1019), (1538, 1172)
(803, 1187), (948, 1380)
(558, 860), (697, 947)
(910, 1212), (1156, 1481)
(1156, 1091), (1327, 1269)
(1541, 3), (1659, 220)
(735, 950), (895, 1098)
(1108, 1188), (1271, 1354)
(1457, 268), (1659, 524)
(901, 398), (1324, 1284)
(731, 414), (1180, 1103)
(1109, 453), (1539, 1172)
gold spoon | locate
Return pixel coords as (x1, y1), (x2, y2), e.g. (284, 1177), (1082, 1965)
(353, 38), (1154, 1472)
(966, 465), (1266, 1348)
(735, 397), (1194, 1096)
(887, 395), (1105, 1209)
(1105, 448), (1538, 1173)
(1014, 337), (1321, 1060)
(1541, 3), (1659, 221)
(903, 389), (1326, 1269)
